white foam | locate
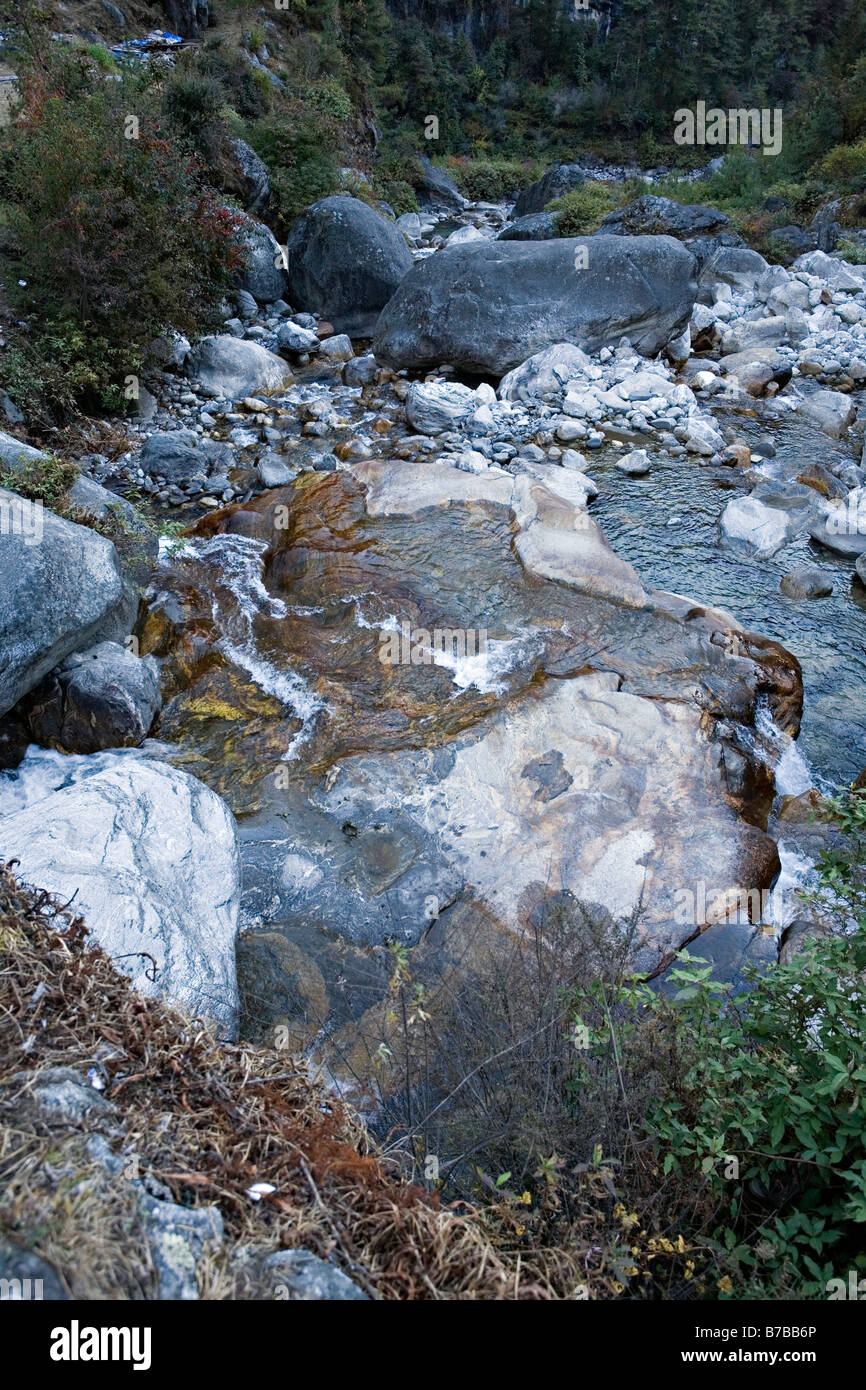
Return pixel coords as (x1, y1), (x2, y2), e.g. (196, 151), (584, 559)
(767, 843), (819, 935)
(159, 533), (328, 759)
(430, 634), (532, 695)
(753, 701), (814, 797)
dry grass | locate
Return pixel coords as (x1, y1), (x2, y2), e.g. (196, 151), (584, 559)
(0, 863), (599, 1299)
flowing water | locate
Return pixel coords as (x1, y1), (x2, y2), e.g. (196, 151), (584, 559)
(591, 406), (866, 787)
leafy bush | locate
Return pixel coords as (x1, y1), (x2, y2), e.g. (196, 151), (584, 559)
(814, 140), (866, 186)
(631, 935), (866, 1296)
(245, 111), (341, 231)
(0, 48), (243, 422)
(0, 324), (139, 429)
(191, 39), (272, 121)
(161, 70), (227, 165)
(837, 238), (866, 265)
(0, 450), (78, 507)
(547, 180), (624, 234)
(378, 180), (417, 216)
(445, 157), (540, 202)
(301, 77), (353, 122)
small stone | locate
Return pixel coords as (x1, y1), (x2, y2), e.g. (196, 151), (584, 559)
(779, 566), (833, 599)
(616, 449), (651, 476)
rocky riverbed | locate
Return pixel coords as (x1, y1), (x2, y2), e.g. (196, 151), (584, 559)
(2, 174), (865, 1108)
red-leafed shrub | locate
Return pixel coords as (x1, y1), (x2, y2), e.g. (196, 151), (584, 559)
(0, 45), (244, 420)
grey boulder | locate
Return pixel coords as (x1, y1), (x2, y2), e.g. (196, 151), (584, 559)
(261, 1249), (369, 1301)
(226, 137), (270, 214)
(186, 336), (293, 400)
(498, 212), (559, 241)
(235, 212), (287, 303)
(276, 321), (320, 354)
(498, 343), (592, 401)
(779, 566), (832, 599)
(26, 640), (162, 754)
(141, 430), (234, 483)
(0, 752), (242, 1037)
(374, 235), (697, 375)
(414, 156), (465, 212)
(285, 196), (413, 336)
(600, 195), (730, 240)
(405, 381), (477, 433)
(0, 1241), (66, 1300)
(512, 163), (585, 218)
(0, 490), (133, 718)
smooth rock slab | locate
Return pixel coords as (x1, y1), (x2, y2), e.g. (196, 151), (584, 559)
(317, 671), (781, 976)
(0, 753), (242, 1036)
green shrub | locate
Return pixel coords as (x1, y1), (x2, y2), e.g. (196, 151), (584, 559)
(572, 782), (866, 1299)
(445, 156), (540, 202)
(301, 77), (353, 122)
(1, 48), (243, 423)
(0, 325), (135, 428)
(547, 180), (624, 234)
(161, 71), (227, 164)
(0, 450), (78, 507)
(837, 238), (866, 265)
(245, 111), (341, 230)
(191, 39), (272, 121)
(378, 179), (417, 216)
(814, 140), (866, 185)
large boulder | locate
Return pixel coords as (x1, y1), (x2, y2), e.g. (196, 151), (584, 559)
(26, 641), (162, 754)
(497, 212), (559, 242)
(512, 163), (585, 219)
(0, 490), (133, 718)
(373, 235), (698, 376)
(699, 245), (769, 293)
(600, 195), (730, 240)
(0, 752), (242, 1037)
(185, 336), (293, 400)
(285, 196), (413, 336)
(234, 213), (287, 303)
(414, 156), (465, 212)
